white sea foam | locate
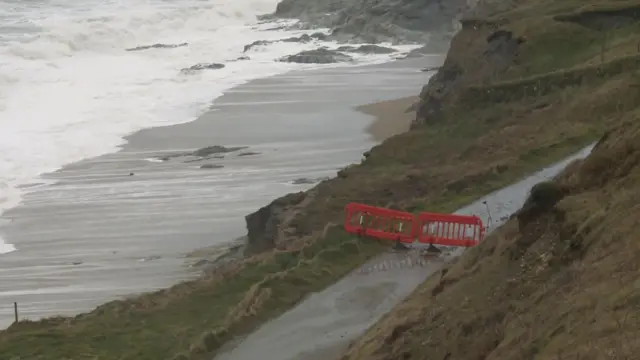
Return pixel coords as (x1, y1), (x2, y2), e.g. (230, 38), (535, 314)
(0, 0), (415, 254)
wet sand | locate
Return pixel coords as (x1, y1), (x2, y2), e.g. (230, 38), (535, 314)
(0, 56), (444, 328)
(213, 145), (594, 360)
(358, 96), (419, 141)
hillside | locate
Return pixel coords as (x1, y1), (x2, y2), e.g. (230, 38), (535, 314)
(2, 0), (639, 359)
(341, 1), (640, 359)
(341, 117), (640, 360)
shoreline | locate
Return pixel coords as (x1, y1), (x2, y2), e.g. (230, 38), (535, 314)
(358, 96), (419, 142)
(188, 93), (425, 273)
(0, 56), (442, 328)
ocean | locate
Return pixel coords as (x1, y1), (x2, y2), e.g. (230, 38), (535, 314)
(0, 0), (416, 254)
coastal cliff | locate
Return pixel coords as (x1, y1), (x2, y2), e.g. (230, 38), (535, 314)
(244, 0), (640, 257)
(2, 0), (640, 359)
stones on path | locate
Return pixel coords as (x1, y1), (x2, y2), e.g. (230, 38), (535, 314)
(356, 249), (451, 274)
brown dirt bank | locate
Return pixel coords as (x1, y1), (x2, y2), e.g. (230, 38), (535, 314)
(2, 0), (638, 359)
(340, 0), (640, 359)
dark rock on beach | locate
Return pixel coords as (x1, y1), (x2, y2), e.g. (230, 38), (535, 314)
(193, 145), (247, 157)
(157, 145), (249, 163)
(200, 164), (224, 169)
(238, 151), (261, 157)
(126, 42), (188, 51)
(278, 48), (353, 64)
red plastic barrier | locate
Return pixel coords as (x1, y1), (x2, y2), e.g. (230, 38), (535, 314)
(417, 212), (484, 247)
(343, 202), (417, 243)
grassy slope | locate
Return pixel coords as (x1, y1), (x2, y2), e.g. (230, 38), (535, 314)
(3, 0), (639, 359)
(341, 1), (640, 359)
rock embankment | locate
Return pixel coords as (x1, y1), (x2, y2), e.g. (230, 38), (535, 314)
(265, 0), (474, 45)
(412, 27), (524, 126)
(244, 192), (310, 255)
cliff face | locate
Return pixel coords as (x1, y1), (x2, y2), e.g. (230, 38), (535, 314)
(244, 191), (308, 255)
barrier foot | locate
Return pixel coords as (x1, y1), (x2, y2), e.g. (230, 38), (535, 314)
(392, 240), (410, 252)
(426, 244), (442, 254)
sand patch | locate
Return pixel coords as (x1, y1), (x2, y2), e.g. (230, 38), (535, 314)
(357, 96), (418, 141)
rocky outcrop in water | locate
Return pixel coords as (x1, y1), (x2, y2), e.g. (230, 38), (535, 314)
(336, 44), (396, 54)
(278, 48), (353, 63)
(180, 63), (225, 73)
(238, 151), (261, 157)
(265, 0), (473, 44)
(193, 145), (246, 157)
(157, 145), (248, 162)
(243, 32), (328, 52)
(126, 42), (188, 51)
(200, 164), (224, 169)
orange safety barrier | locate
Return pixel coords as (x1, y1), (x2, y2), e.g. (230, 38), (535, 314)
(343, 202), (417, 243)
(417, 212), (484, 247)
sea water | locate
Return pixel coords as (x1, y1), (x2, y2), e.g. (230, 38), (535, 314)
(0, 0), (412, 254)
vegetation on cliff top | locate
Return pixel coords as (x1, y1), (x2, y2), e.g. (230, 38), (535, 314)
(2, 0), (639, 359)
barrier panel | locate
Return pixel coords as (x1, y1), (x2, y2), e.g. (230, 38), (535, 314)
(343, 202), (417, 243)
(417, 212), (484, 247)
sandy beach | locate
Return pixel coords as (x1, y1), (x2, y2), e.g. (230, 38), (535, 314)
(0, 55), (444, 328)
